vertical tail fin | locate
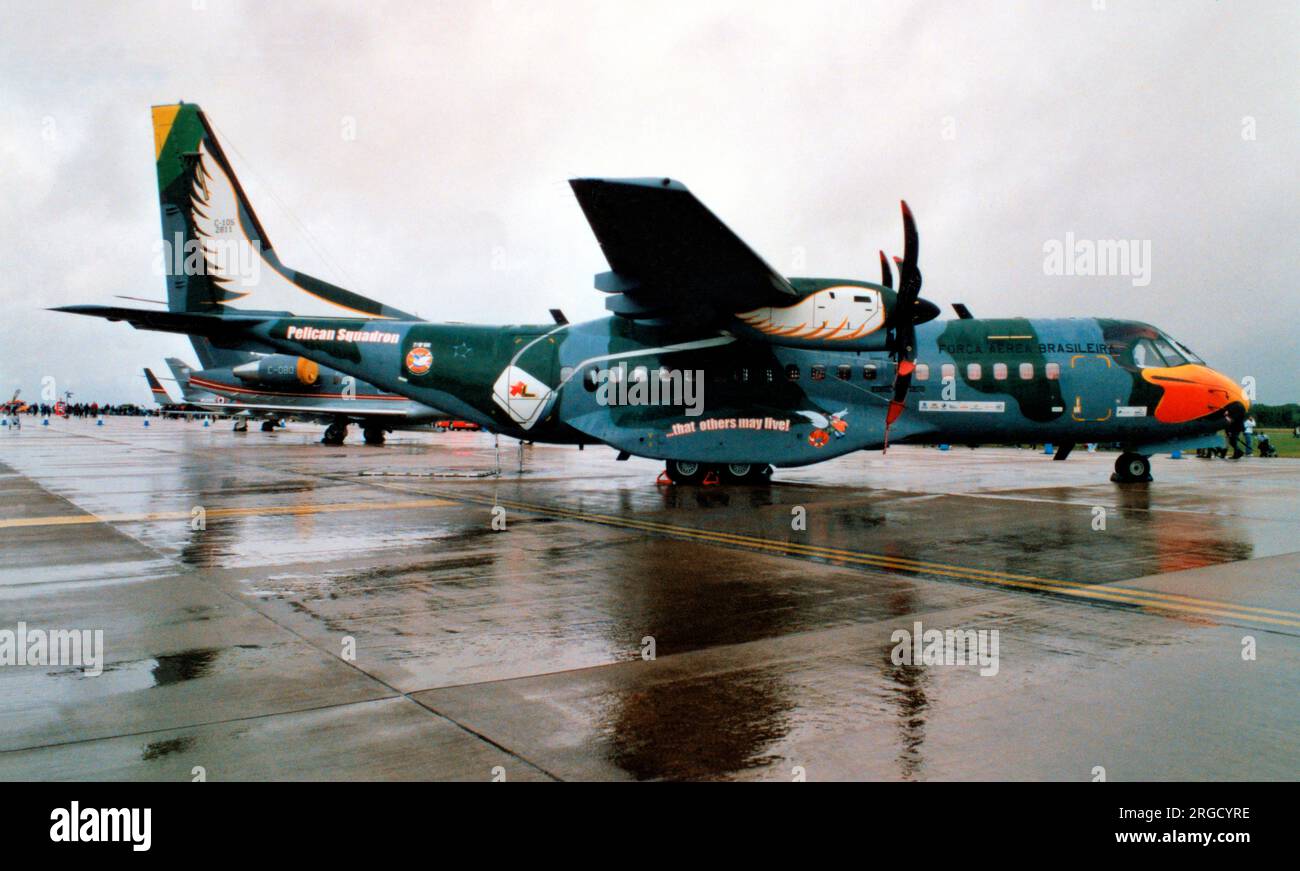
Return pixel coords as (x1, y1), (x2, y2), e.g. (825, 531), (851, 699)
(151, 102), (417, 323)
(144, 367), (176, 406)
(163, 358), (199, 402)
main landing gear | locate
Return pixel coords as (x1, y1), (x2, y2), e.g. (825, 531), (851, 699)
(1111, 452), (1152, 483)
(322, 420), (348, 446)
(662, 459), (773, 485)
(260, 419), (279, 432)
(232, 418), (248, 433)
(362, 425), (387, 446)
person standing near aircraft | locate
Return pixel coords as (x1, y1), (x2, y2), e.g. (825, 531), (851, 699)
(4, 392), (22, 430)
(1243, 414), (1256, 455)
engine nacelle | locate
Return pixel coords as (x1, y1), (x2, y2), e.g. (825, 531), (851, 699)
(231, 355), (319, 387)
(730, 279), (938, 351)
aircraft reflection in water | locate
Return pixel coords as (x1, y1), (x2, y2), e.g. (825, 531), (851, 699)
(603, 480), (1255, 778)
(61, 102), (1250, 483)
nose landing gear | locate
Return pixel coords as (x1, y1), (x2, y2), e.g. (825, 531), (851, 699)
(1112, 452), (1152, 483)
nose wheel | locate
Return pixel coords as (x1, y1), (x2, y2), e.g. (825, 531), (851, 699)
(1112, 452), (1152, 483)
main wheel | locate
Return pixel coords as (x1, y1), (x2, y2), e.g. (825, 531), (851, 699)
(665, 459), (704, 484)
(722, 462), (753, 483)
(322, 423), (347, 445)
(232, 419), (248, 433)
(721, 463), (772, 484)
(260, 420), (277, 432)
(363, 426), (386, 446)
(1114, 452), (1151, 482)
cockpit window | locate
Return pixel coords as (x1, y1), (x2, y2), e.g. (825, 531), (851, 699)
(1152, 338), (1187, 367)
(1132, 338), (1166, 368)
(1170, 338), (1204, 365)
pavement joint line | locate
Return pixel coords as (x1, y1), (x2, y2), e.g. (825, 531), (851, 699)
(0, 498), (458, 529)
(410, 487), (1300, 627)
(187, 538), (565, 784)
(329, 475), (1300, 630)
(9, 425), (1299, 628)
(0, 695), (405, 756)
(2, 434), (564, 780)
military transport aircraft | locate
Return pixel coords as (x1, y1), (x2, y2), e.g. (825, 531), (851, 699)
(142, 367), (211, 419)
(59, 102), (1249, 483)
(161, 353), (445, 443)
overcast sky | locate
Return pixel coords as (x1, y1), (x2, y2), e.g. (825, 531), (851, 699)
(2, 0), (1296, 405)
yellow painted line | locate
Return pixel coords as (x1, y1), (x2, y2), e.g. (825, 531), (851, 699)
(591, 512), (1300, 620)
(417, 488), (1300, 629)
(0, 498), (456, 529)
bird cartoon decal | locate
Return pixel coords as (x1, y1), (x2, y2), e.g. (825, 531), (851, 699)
(797, 408), (849, 448)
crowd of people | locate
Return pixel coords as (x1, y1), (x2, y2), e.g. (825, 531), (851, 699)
(3, 400), (152, 426)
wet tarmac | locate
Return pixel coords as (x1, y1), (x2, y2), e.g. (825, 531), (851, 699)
(1, 417), (1297, 780)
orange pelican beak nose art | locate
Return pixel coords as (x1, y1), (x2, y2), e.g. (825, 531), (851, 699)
(1140, 364), (1248, 424)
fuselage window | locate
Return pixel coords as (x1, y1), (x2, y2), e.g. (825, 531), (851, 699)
(836, 364), (852, 381)
(941, 363), (955, 380)
(811, 365), (826, 381)
(1019, 362), (1034, 380)
(765, 368), (774, 382)
(993, 363), (1007, 381)
(1045, 362), (1060, 380)
(967, 363), (982, 380)
(863, 364), (877, 381)
(786, 364), (800, 382)
(915, 363), (930, 381)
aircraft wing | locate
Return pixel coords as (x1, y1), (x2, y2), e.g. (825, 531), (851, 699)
(569, 178), (800, 323)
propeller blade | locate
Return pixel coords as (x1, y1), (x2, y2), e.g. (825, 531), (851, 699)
(883, 202), (923, 452)
(879, 250), (892, 289)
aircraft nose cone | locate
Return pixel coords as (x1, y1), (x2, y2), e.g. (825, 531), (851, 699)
(1141, 364), (1248, 424)
(1203, 367), (1249, 414)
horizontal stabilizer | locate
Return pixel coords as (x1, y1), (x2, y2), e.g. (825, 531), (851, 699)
(53, 305), (264, 336)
